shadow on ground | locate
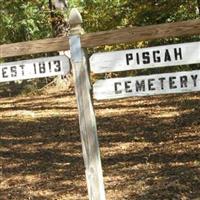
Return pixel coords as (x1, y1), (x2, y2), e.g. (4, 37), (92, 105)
(0, 91), (200, 199)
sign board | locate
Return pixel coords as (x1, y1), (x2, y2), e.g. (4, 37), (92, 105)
(0, 55), (70, 83)
(93, 70), (200, 100)
(90, 42), (200, 73)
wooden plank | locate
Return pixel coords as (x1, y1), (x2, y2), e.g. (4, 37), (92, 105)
(1, 19), (200, 58)
(93, 70), (200, 100)
(0, 55), (69, 83)
(0, 37), (69, 59)
(70, 39), (106, 200)
(90, 41), (200, 73)
(82, 19), (200, 48)
(69, 9), (106, 200)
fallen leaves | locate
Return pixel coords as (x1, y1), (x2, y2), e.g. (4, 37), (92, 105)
(0, 90), (199, 199)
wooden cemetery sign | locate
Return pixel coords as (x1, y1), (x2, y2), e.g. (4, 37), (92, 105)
(68, 9), (106, 200)
(0, 55), (69, 83)
(1, 19), (200, 59)
(90, 41), (200, 73)
(94, 70), (200, 100)
(92, 41), (200, 100)
(0, 8), (200, 200)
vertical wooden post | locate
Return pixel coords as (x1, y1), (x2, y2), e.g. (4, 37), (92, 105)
(68, 8), (106, 200)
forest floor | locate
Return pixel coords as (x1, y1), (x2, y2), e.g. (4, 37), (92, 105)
(0, 87), (200, 200)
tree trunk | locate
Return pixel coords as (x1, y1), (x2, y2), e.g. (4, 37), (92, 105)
(197, 0), (200, 15)
(48, 0), (71, 89)
(48, 0), (56, 37)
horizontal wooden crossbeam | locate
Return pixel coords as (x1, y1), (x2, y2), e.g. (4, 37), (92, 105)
(0, 19), (200, 58)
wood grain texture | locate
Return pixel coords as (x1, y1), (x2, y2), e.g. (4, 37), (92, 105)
(70, 36), (106, 200)
(82, 19), (200, 48)
(0, 37), (69, 59)
(1, 19), (200, 58)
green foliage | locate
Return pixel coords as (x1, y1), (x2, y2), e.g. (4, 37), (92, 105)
(68, 0), (199, 32)
(1, 0), (199, 44)
(67, 0), (199, 80)
(0, 0), (52, 44)
(68, 0), (199, 57)
(0, 0), (199, 96)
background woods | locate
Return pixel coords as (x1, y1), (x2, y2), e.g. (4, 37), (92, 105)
(1, 0), (199, 44)
(0, 2), (200, 200)
(0, 0), (199, 96)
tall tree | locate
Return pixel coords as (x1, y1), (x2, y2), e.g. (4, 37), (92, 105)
(49, 0), (69, 37)
(197, 0), (200, 15)
(0, 0), (52, 44)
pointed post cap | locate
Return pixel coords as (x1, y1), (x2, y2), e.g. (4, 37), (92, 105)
(69, 8), (83, 26)
(69, 8), (84, 35)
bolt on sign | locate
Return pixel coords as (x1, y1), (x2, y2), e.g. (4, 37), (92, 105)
(0, 55), (70, 83)
(92, 41), (200, 100)
(90, 42), (200, 73)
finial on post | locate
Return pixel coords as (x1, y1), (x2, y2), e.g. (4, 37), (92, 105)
(69, 8), (82, 26)
(69, 8), (83, 35)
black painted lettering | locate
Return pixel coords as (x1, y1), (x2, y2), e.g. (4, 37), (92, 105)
(180, 76), (188, 88)
(39, 62), (46, 73)
(164, 49), (171, 62)
(158, 77), (166, 90)
(136, 53), (140, 65)
(153, 50), (161, 63)
(169, 76), (177, 89)
(148, 79), (156, 91)
(33, 63), (37, 74)
(114, 82), (122, 94)
(125, 81), (132, 93)
(48, 62), (52, 72)
(2, 67), (8, 78)
(174, 48), (182, 60)
(10, 66), (17, 77)
(54, 60), (61, 72)
(126, 54), (133, 65)
(19, 65), (25, 76)
(135, 80), (145, 92)
(142, 52), (150, 64)
(191, 74), (198, 87)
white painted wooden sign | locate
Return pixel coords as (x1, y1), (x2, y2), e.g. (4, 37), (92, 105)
(0, 55), (70, 83)
(90, 42), (200, 73)
(93, 70), (200, 100)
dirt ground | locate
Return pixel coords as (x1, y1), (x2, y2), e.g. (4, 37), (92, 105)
(0, 87), (200, 200)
